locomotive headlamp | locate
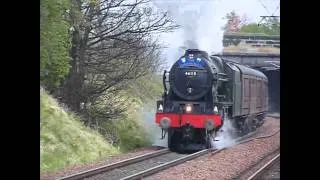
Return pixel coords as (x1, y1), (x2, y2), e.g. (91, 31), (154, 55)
(214, 106), (218, 114)
(160, 117), (170, 129)
(186, 104), (192, 113)
(157, 101), (164, 112)
(205, 120), (215, 130)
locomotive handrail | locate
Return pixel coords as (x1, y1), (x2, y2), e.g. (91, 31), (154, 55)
(163, 70), (169, 95)
(217, 72), (227, 76)
(216, 72), (229, 82)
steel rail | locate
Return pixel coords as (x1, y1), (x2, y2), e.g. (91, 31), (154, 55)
(121, 131), (260, 180)
(120, 149), (219, 180)
(57, 148), (169, 180)
(247, 153), (280, 180)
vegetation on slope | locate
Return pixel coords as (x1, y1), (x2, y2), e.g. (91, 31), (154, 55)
(40, 89), (119, 173)
(93, 74), (163, 152)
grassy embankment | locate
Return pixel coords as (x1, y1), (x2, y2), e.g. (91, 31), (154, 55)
(40, 74), (163, 173)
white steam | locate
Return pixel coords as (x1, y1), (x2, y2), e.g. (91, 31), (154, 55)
(139, 102), (239, 149)
(213, 117), (238, 149)
(138, 104), (168, 147)
(152, 0), (224, 67)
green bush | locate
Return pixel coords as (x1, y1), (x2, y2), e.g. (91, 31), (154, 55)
(116, 115), (151, 152)
(96, 75), (162, 152)
(99, 92), (152, 152)
(115, 75), (163, 151)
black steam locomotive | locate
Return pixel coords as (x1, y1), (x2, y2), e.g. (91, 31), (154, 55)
(155, 49), (268, 152)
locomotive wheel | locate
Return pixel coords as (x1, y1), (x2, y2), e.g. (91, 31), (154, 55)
(259, 119), (265, 127)
(240, 117), (252, 135)
(167, 129), (177, 152)
(257, 115), (265, 127)
(243, 120), (250, 134)
(246, 119), (253, 133)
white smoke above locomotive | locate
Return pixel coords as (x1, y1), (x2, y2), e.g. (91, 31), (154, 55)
(151, 0), (280, 67)
(152, 0), (224, 66)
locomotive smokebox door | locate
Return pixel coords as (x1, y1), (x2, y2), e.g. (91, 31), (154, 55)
(157, 100), (164, 113)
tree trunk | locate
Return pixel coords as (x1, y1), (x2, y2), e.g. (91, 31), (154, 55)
(56, 29), (84, 113)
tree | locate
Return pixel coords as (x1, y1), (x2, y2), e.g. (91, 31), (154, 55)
(263, 17), (280, 35)
(55, 0), (178, 126)
(240, 23), (267, 34)
(222, 10), (241, 32)
(240, 17), (280, 35)
(40, 0), (71, 92)
(240, 14), (249, 27)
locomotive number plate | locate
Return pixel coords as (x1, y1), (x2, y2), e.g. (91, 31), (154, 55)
(185, 71), (197, 77)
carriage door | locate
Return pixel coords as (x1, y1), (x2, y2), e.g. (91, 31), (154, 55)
(242, 77), (250, 114)
(249, 78), (257, 114)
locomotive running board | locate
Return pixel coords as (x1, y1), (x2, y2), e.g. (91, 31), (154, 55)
(217, 78), (229, 82)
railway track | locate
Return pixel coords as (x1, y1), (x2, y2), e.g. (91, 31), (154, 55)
(58, 148), (218, 180)
(247, 153), (280, 180)
(57, 148), (170, 180)
(57, 130), (259, 180)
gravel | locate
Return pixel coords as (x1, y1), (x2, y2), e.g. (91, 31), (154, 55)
(260, 158), (280, 179)
(40, 147), (162, 180)
(236, 149), (280, 180)
(145, 117), (280, 180)
(84, 152), (186, 180)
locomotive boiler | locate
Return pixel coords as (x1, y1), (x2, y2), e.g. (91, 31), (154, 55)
(155, 49), (268, 152)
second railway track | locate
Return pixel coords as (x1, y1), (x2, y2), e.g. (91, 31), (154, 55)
(247, 153), (280, 180)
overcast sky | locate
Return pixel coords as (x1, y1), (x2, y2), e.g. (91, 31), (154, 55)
(151, 0), (280, 68)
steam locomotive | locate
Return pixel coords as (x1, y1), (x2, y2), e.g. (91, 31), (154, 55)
(155, 49), (268, 152)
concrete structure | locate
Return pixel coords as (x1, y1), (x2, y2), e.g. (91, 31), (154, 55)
(213, 52), (280, 71)
(223, 32), (280, 48)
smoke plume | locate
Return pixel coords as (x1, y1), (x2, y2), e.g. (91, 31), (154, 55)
(151, 0), (224, 66)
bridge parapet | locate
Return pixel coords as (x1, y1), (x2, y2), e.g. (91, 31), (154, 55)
(213, 52), (280, 71)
